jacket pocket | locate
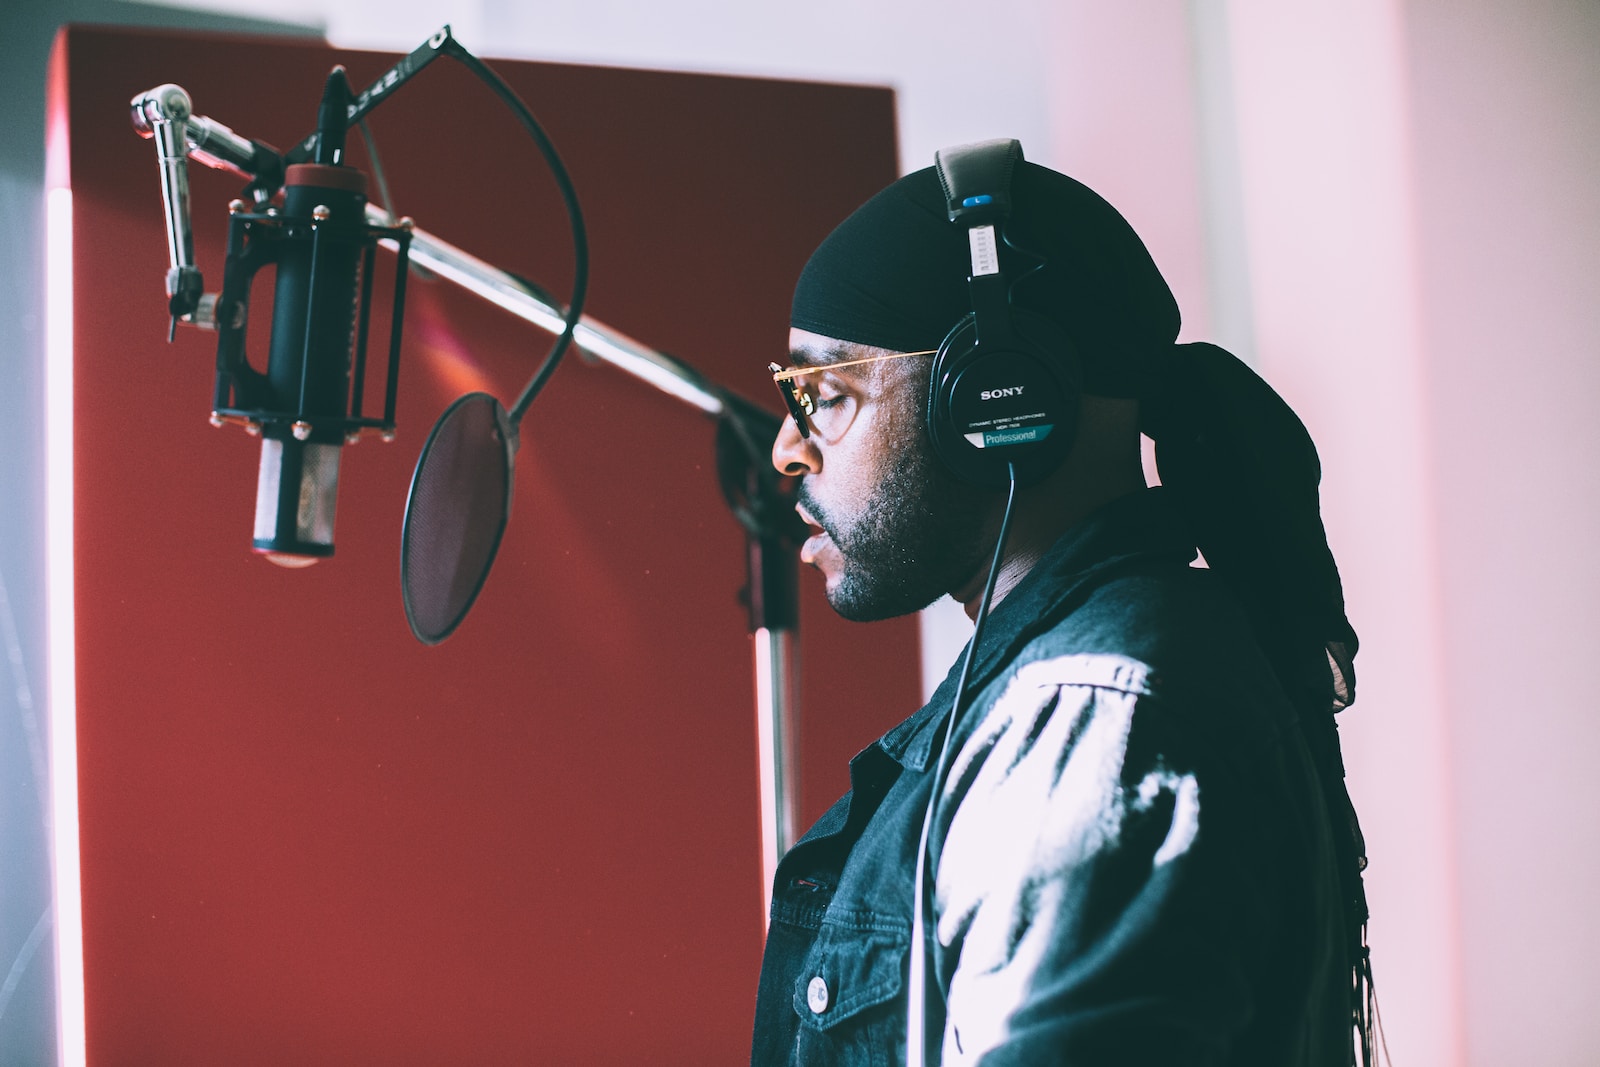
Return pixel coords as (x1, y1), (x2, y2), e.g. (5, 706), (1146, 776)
(791, 907), (909, 1038)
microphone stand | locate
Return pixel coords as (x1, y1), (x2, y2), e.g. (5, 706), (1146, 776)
(133, 46), (805, 928)
(717, 396), (803, 924)
(392, 211), (803, 920)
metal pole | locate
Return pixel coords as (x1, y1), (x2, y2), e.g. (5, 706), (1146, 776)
(370, 206), (800, 928)
(753, 626), (800, 923)
(370, 205), (727, 417)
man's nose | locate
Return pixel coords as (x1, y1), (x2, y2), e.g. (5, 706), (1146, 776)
(771, 413), (820, 477)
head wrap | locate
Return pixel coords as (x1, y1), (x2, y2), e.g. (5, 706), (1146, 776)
(791, 162), (1177, 397)
(793, 156), (1375, 1059)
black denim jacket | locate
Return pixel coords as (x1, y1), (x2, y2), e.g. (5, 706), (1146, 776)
(750, 489), (1348, 1067)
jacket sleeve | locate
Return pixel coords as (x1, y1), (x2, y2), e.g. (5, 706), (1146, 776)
(930, 655), (1275, 1066)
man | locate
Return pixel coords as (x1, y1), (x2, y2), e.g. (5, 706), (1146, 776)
(752, 142), (1371, 1066)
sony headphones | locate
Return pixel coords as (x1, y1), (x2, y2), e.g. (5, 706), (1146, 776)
(926, 139), (1082, 488)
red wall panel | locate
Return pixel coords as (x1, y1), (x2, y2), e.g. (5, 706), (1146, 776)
(56, 26), (915, 1064)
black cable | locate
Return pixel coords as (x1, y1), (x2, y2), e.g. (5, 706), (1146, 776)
(441, 39), (589, 428)
(907, 461), (1020, 1066)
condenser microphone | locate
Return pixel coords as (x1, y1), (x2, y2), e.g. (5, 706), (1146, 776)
(251, 67), (365, 567)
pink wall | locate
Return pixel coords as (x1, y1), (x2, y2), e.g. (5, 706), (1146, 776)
(1223, 3), (1465, 1062)
(1403, 2), (1600, 1063)
(1045, 2), (1600, 1064)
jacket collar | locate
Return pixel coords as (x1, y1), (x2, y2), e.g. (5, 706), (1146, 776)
(877, 487), (1197, 772)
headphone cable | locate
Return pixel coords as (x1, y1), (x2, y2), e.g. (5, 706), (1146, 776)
(906, 460), (1020, 1067)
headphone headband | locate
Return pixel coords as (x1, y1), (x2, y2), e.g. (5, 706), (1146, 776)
(925, 139), (1081, 488)
(935, 139), (1023, 224)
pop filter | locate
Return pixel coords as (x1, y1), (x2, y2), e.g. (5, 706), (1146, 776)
(394, 38), (587, 645)
(400, 391), (516, 644)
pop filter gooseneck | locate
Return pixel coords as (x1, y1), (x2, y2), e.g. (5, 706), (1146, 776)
(399, 40), (589, 645)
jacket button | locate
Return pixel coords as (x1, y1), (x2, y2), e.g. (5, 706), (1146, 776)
(807, 976), (830, 1013)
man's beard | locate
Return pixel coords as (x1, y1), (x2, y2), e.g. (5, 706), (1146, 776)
(799, 433), (992, 622)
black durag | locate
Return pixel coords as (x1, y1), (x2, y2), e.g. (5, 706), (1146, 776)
(792, 159), (1377, 1065)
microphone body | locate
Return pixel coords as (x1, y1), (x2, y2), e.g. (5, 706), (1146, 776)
(251, 161), (367, 565)
(204, 65), (409, 567)
(136, 65), (413, 567)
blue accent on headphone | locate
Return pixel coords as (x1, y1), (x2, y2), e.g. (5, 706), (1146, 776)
(930, 140), (1081, 489)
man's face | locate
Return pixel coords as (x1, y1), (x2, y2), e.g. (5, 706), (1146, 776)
(771, 329), (992, 622)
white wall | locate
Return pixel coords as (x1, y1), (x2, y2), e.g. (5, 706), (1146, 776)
(55, 1), (1600, 1063)
(168, 0), (1058, 174)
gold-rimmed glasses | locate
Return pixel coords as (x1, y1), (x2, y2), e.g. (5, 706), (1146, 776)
(768, 350), (936, 440)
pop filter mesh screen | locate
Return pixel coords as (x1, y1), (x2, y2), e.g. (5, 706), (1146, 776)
(401, 393), (515, 643)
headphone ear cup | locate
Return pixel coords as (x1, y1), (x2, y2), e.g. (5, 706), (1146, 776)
(926, 311), (1081, 488)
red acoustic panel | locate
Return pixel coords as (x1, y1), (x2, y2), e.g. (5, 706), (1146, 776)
(55, 26), (915, 1064)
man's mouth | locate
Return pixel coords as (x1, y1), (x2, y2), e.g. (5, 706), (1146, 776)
(795, 502), (833, 566)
